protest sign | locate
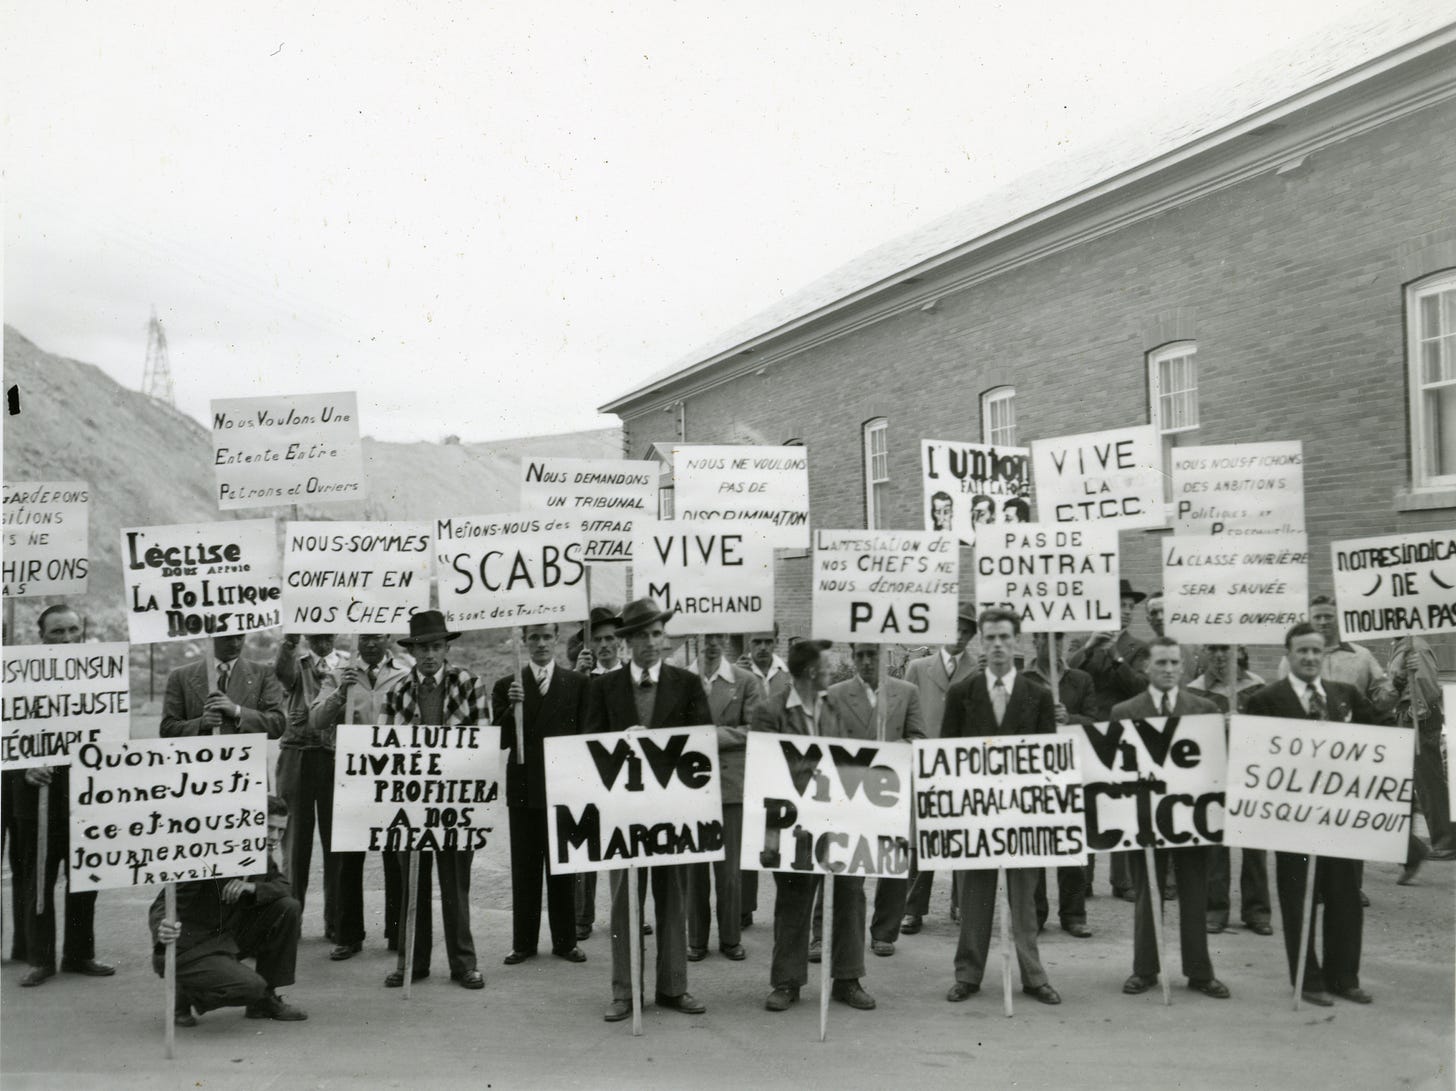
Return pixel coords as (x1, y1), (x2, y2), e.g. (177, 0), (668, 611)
(332, 722), (502, 853)
(672, 445), (810, 549)
(1163, 532), (1308, 644)
(435, 512), (588, 629)
(973, 523), (1118, 631)
(1172, 441), (1304, 536)
(1224, 714), (1414, 861)
(69, 735), (269, 891)
(282, 521), (431, 632)
(1445, 685), (1456, 820)
(811, 529), (957, 643)
(1030, 425), (1164, 530)
(520, 458), (657, 563)
(1331, 530), (1456, 638)
(210, 391), (365, 510)
(2, 643), (130, 770)
(1061, 714), (1226, 852)
(631, 519), (773, 633)
(2, 481), (90, 597)
(920, 440), (1033, 545)
(544, 726), (723, 873)
(121, 520), (282, 643)
(740, 733), (913, 878)
(912, 734), (1086, 869)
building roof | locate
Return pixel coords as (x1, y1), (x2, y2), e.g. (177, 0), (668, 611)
(602, 4), (1456, 415)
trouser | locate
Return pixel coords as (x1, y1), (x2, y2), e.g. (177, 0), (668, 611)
(610, 866), (688, 1001)
(385, 853), (401, 948)
(1206, 846), (1271, 927)
(1276, 852), (1362, 992)
(771, 873), (866, 989)
(1087, 850), (1134, 894)
(1412, 714), (1452, 848)
(868, 875), (910, 943)
(742, 870), (759, 917)
(329, 850), (366, 946)
(1032, 863), (1088, 928)
(954, 869), (1047, 988)
(576, 873), (598, 930)
(13, 770), (96, 969)
(509, 806), (576, 953)
(1130, 848), (1213, 981)
(157, 896), (302, 1013)
(384, 850), (477, 976)
(275, 748), (337, 927)
(686, 803), (743, 950)
(3, 770), (29, 961)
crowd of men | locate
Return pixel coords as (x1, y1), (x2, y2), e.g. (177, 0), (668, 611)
(3, 582), (1451, 1028)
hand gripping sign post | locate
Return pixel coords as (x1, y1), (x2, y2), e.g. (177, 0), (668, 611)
(741, 731), (913, 1040)
(282, 521), (432, 632)
(1030, 425), (1166, 532)
(632, 519), (774, 635)
(210, 392), (365, 510)
(920, 440), (1033, 546)
(913, 734), (1086, 1016)
(1061, 714), (1227, 1005)
(68, 735), (268, 1058)
(3, 481), (91, 597)
(1225, 714), (1415, 1010)
(545, 725), (723, 1036)
(1330, 530), (1456, 639)
(672, 445), (811, 550)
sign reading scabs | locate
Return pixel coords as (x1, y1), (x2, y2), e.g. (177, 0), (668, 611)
(1163, 532), (1308, 644)
(672, 445), (810, 549)
(435, 512), (587, 629)
(2, 481), (90, 597)
(1030, 425), (1164, 531)
(1172, 441), (1304, 535)
(812, 529), (957, 643)
(520, 458), (657, 563)
(2, 643), (131, 770)
(973, 523), (1118, 631)
(1331, 531), (1456, 638)
(211, 391), (365, 510)
(632, 519), (774, 634)
(282, 521), (431, 632)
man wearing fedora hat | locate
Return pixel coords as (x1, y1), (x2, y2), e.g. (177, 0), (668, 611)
(379, 610), (488, 990)
(571, 605), (625, 941)
(586, 598), (713, 1024)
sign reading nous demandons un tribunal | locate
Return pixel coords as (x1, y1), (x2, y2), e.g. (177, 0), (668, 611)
(920, 439), (1033, 546)
(121, 520), (282, 643)
(1030, 425), (1165, 531)
(1171, 441), (1305, 536)
(210, 391), (365, 510)
(435, 512), (588, 630)
(520, 457), (658, 563)
(1331, 530), (1456, 638)
(812, 529), (958, 643)
(544, 726), (724, 874)
(912, 734), (1086, 869)
(1163, 532), (1309, 645)
(282, 521), (432, 632)
(973, 523), (1119, 631)
(672, 445), (810, 549)
(631, 519), (774, 634)
(1, 643), (130, 770)
(2, 480), (90, 598)
(69, 735), (269, 891)
(740, 733), (913, 878)
(1224, 715), (1415, 862)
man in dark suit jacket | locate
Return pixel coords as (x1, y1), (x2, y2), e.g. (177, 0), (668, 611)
(1247, 621), (1379, 1006)
(160, 633), (287, 739)
(495, 623), (590, 965)
(943, 608), (1062, 1006)
(1111, 636), (1228, 1000)
(586, 598), (714, 1024)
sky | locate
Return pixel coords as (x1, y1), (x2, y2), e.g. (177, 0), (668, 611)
(2, 0), (1441, 443)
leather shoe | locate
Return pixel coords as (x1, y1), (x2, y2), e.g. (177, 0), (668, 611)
(503, 950), (534, 965)
(900, 915), (922, 935)
(554, 947), (587, 963)
(1023, 983), (1061, 1005)
(245, 992), (308, 1021)
(1062, 922), (1092, 938)
(1428, 847), (1456, 861)
(655, 991), (705, 1014)
(1205, 920), (1226, 934)
(740, 913), (754, 929)
(604, 999), (633, 1022)
(1397, 862), (1421, 886)
(174, 1009), (198, 1028)
(457, 969), (485, 989)
(830, 979), (876, 1010)
(1358, 890), (1370, 907)
(807, 940), (822, 964)
(60, 958), (115, 977)
(1332, 986), (1373, 1004)
(765, 986), (799, 1011)
(384, 968), (430, 987)
(1122, 974), (1157, 995)
(1189, 977), (1230, 999)
(329, 942), (363, 961)
(1301, 989), (1334, 1007)
(686, 946), (708, 962)
(576, 924), (593, 941)
(946, 982), (979, 1002)
(1246, 920), (1274, 936)
(1115, 888), (1138, 903)
(871, 939), (895, 957)
(20, 966), (55, 988)
(642, 923), (654, 936)
(720, 944), (746, 961)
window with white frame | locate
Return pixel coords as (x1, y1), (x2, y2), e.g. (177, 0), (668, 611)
(1409, 271), (1456, 490)
(863, 418), (889, 529)
(1148, 341), (1199, 498)
(981, 387), (1016, 447)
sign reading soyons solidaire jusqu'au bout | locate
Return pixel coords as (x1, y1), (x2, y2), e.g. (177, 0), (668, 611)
(2, 643), (130, 770)
(632, 519), (774, 634)
(210, 392), (365, 510)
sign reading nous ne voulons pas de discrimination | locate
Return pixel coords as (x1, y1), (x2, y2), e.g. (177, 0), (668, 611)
(2, 481), (91, 598)
(210, 392), (365, 510)
(672, 445), (810, 549)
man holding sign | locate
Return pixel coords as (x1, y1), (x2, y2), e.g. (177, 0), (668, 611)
(160, 634), (286, 739)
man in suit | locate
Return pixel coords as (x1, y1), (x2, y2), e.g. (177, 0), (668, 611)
(1389, 634), (1455, 862)
(758, 640), (877, 1013)
(161, 633), (287, 739)
(570, 606), (624, 942)
(587, 598), (714, 1023)
(310, 631), (412, 960)
(1112, 636), (1229, 1000)
(896, 605), (977, 937)
(1248, 621), (1379, 1006)
(12, 604), (116, 987)
(495, 623), (590, 965)
(685, 632), (760, 962)
(1025, 630), (1096, 938)
(739, 625), (791, 930)
(943, 608), (1062, 1006)
(379, 610), (487, 990)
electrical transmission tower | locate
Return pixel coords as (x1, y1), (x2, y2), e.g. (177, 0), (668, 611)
(141, 308), (176, 407)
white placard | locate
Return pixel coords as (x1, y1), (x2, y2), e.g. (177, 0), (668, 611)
(1444, 684), (1456, 820)
(2, 481), (90, 597)
(1, 643), (130, 770)
(812, 528), (958, 644)
(520, 457), (658, 563)
(1163, 532), (1309, 644)
(973, 522), (1119, 631)
(282, 521), (432, 632)
(1172, 441), (1305, 536)
(210, 391), (365, 510)
(435, 512), (588, 630)
(1031, 425), (1164, 530)
(672, 444), (810, 549)
(1331, 530), (1456, 638)
(920, 439), (1033, 546)
(632, 519), (774, 634)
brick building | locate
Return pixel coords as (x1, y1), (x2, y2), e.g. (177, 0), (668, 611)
(602, 15), (1456, 670)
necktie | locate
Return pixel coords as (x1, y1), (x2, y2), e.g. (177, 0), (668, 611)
(536, 667), (550, 694)
(217, 661), (231, 694)
(1307, 686), (1326, 720)
(1160, 693), (1172, 716)
(640, 673), (654, 690)
(992, 679), (1008, 725)
(367, 665), (378, 689)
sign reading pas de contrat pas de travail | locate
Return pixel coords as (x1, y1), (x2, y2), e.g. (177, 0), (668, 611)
(1030, 425), (1165, 531)
(520, 457), (657, 563)
(435, 512), (588, 629)
(210, 391), (365, 510)
(973, 523), (1119, 632)
(2, 480), (90, 597)
(671, 445), (810, 549)
(812, 529), (958, 643)
(282, 521), (432, 633)
(1331, 530), (1456, 638)
(631, 519), (774, 634)
(920, 439), (1033, 546)
(2, 643), (131, 771)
